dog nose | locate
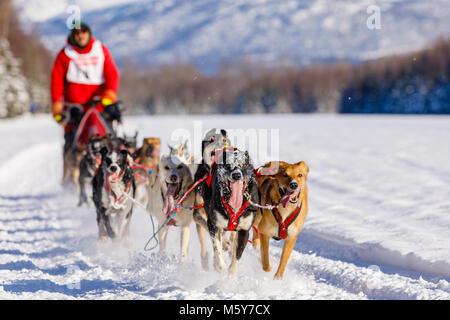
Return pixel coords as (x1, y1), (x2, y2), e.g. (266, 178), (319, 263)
(170, 174), (178, 183)
(289, 181), (298, 190)
(231, 172), (242, 181)
(110, 165), (118, 173)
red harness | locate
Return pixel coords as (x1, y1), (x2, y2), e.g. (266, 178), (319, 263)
(221, 196), (249, 231)
(104, 178), (132, 205)
(271, 201), (302, 239)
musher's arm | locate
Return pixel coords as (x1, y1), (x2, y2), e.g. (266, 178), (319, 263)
(50, 50), (68, 123)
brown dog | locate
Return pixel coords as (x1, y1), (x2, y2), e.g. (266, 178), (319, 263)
(252, 160), (309, 279)
(133, 137), (161, 191)
(62, 145), (85, 187)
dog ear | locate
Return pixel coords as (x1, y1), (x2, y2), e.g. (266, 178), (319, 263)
(100, 147), (108, 159)
(244, 150), (250, 163)
(220, 129), (227, 137)
(295, 161), (309, 175)
(120, 149), (133, 164)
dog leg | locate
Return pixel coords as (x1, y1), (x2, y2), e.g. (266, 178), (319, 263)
(179, 224), (190, 264)
(252, 211), (262, 248)
(210, 228), (226, 273)
(228, 230), (249, 276)
(274, 237), (297, 280)
(97, 210), (108, 242)
(72, 168), (80, 188)
(195, 223), (209, 271)
(121, 209), (133, 248)
(260, 233), (271, 272)
(100, 209), (116, 240)
(158, 224), (169, 256)
(116, 208), (133, 243)
(78, 177), (87, 207)
(62, 158), (69, 187)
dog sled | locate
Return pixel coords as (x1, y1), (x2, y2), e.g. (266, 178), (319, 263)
(65, 99), (122, 149)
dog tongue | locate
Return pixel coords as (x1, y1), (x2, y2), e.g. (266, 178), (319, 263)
(228, 181), (244, 211)
(163, 184), (178, 215)
(280, 190), (299, 208)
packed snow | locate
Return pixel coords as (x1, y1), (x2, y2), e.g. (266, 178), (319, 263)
(0, 113), (449, 299)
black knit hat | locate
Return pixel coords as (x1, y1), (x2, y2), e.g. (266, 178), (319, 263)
(68, 21), (92, 48)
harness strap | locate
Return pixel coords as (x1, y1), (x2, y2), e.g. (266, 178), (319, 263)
(104, 178), (132, 207)
(271, 201), (302, 239)
(206, 162), (216, 187)
(221, 196), (249, 231)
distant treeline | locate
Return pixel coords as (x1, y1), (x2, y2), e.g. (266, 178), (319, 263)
(2, 0), (449, 116)
(0, 0), (53, 112)
(119, 37), (450, 115)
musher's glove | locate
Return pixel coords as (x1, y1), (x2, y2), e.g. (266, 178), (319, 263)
(103, 103), (122, 123)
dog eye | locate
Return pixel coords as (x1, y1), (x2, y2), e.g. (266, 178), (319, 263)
(164, 166), (170, 170)
(298, 173), (303, 178)
(177, 165), (183, 169)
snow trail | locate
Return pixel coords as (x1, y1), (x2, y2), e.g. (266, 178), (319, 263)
(0, 114), (449, 299)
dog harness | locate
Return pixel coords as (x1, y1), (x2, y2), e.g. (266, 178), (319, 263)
(205, 146), (237, 187)
(105, 178), (132, 207)
(221, 196), (249, 231)
(271, 201), (302, 240)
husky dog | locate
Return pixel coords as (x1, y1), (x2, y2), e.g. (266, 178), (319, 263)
(78, 134), (107, 207)
(92, 148), (135, 246)
(146, 142), (209, 267)
(121, 131), (138, 155)
(198, 143), (259, 275)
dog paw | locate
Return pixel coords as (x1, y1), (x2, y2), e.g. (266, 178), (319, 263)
(228, 263), (238, 276)
(98, 235), (109, 243)
(123, 238), (133, 248)
(263, 264), (272, 272)
(213, 259), (226, 273)
(179, 253), (187, 264)
(273, 273), (283, 280)
(200, 252), (209, 271)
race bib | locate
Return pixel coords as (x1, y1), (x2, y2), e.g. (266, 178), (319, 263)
(65, 40), (105, 85)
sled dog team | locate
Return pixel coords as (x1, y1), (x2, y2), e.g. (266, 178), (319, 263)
(74, 129), (309, 279)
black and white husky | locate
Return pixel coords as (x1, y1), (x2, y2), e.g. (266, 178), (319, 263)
(195, 130), (259, 275)
(92, 147), (135, 246)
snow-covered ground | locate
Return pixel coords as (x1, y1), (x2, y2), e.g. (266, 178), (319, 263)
(0, 113), (449, 299)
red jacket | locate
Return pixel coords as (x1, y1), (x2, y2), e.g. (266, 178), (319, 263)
(51, 37), (119, 108)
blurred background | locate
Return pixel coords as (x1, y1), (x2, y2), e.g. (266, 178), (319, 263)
(0, 0), (449, 117)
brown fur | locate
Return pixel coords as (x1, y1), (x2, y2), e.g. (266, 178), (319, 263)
(252, 160), (309, 279)
(133, 137), (161, 190)
(62, 145), (85, 187)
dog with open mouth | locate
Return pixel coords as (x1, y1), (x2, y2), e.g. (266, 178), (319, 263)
(92, 147), (135, 246)
(78, 134), (107, 207)
(252, 160), (309, 279)
(200, 146), (259, 276)
(146, 142), (209, 266)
